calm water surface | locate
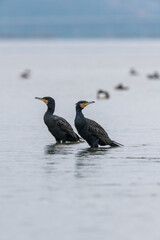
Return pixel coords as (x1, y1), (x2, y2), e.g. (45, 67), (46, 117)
(0, 40), (160, 240)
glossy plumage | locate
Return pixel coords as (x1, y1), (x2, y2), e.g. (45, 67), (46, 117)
(75, 100), (122, 148)
(35, 97), (80, 143)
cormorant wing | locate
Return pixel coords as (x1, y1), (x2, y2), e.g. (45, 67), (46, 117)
(86, 118), (113, 145)
(53, 115), (78, 138)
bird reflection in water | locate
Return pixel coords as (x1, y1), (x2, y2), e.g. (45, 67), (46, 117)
(45, 142), (79, 155)
(76, 147), (109, 166)
(75, 147), (109, 178)
(76, 147), (109, 158)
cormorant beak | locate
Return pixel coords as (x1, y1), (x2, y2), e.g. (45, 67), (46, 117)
(86, 101), (95, 106)
(81, 101), (95, 108)
(35, 97), (48, 104)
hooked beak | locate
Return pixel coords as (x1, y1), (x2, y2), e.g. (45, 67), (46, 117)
(35, 97), (48, 104)
(81, 101), (95, 109)
(86, 101), (95, 105)
(35, 97), (43, 101)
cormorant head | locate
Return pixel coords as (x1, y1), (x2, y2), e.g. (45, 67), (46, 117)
(35, 96), (55, 110)
(76, 100), (95, 111)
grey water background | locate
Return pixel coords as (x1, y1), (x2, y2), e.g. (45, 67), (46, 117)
(1, 39), (160, 240)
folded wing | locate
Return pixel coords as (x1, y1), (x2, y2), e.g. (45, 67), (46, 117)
(54, 115), (79, 140)
(86, 118), (113, 145)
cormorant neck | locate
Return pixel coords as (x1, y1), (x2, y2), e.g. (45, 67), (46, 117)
(76, 106), (83, 113)
(46, 102), (55, 115)
(75, 107), (86, 128)
(76, 108), (84, 118)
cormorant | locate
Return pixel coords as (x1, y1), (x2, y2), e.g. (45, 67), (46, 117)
(75, 101), (123, 148)
(97, 90), (110, 99)
(35, 97), (80, 143)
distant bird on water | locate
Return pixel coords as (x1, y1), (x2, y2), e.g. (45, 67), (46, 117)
(129, 68), (138, 76)
(147, 72), (160, 80)
(97, 89), (110, 99)
(115, 83), (129, 90)
(74, 101), (123, 148)
(35, 97), (80, 143)
(20, 69), (31, 79)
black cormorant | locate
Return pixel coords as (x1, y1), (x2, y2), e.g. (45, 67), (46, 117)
(75, 101), (123, 148)
(35, 97), (80, 143)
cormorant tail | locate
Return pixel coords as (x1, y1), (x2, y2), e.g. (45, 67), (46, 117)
(111, 141), (124, 147)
